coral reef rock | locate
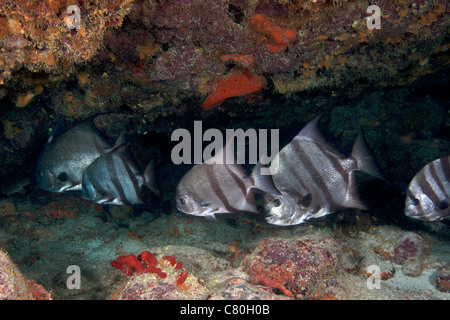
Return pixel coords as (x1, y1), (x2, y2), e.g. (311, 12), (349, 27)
(0, 250), (51, 300)
(242, 233), (340, 299)
(392, 232), (432, 277)
(110, 249), (210, 300)
(0, 0), (134, 84)
(434, 264), (450, 293)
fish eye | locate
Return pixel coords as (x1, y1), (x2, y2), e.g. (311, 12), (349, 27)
(411, 197), (420, 206)
(178, 197), (185, 205)
(437, 200), (448, 210)
(57, 172), (68, 182)
(272, 199), (281, 207)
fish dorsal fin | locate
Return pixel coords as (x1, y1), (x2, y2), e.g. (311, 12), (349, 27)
(296, 114), (327, 144)
(250, 161), (281, 195)
(49, 113), (115, 146)
(106, 130), (127, 153)
(342, 173), (367, 211)
(204, 135), (236, 165)
(46, 116), (67, 145)
(351, 130), (385, 180)
(295, 114), (343, 156)
(111, 142), (130, 155)
(239, 191), (259, 214)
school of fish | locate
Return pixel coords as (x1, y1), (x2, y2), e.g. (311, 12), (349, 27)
(36, 116), (160, 206)
(34, 114), (450, 225)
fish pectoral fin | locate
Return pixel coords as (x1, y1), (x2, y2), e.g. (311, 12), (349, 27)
(204, 214), (219, 224)
(64, 178), (81, 191)
(199, 201), (211, 207)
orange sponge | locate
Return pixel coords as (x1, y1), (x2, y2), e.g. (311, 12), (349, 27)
(202, 69), (265, 110)
(249, 14), (296, 53)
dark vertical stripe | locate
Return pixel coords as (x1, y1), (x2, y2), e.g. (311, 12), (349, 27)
(106, 155), (128, 204)
(293, 140), (338, 208)
(417, 166), (440, 204)
(290, 141), (324, 200)
(93, 139), (106, 156)
(317, 143), (349, 202)
(418, 198), (424, 215)
(279, 149), (308, 200)
(439, 156), (450, 193)
(429, 159), (446, 198)
(122, 157), (141, 201)
(224, 165), (248, 203)
(406, 189), (415, 200)
(207, 165), (232, 211)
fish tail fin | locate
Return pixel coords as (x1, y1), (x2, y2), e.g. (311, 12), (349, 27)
(250, 162), (281, 195)
(143, 159), (162, 197)
(351, 130), (385, 181)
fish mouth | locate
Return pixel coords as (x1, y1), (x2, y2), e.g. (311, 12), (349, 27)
(404, 208), (422, 218)
(265, 209), (313, 226)
(199, 207), (220, 216)
(175, 202), (184, 213)
(62, 184), (82, 192)
(404, 209), (415, 217)
(176, 204), (219, 216)
(265, 213), (291, 226)
(404, 209), (429, 221)
(405, 209), (440, 221)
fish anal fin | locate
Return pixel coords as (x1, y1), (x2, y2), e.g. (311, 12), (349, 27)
(205, 214), (219, 224)
(143, 159), (161, 197)
(342, 174), (367, 211)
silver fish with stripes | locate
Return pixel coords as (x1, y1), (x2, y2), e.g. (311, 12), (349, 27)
(264, 115), (384, 226)
(81, 144), (160, 205)
(404, 155), (450, 222)
(175, 138), (280, 223)
(36, 116), (124, 193)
